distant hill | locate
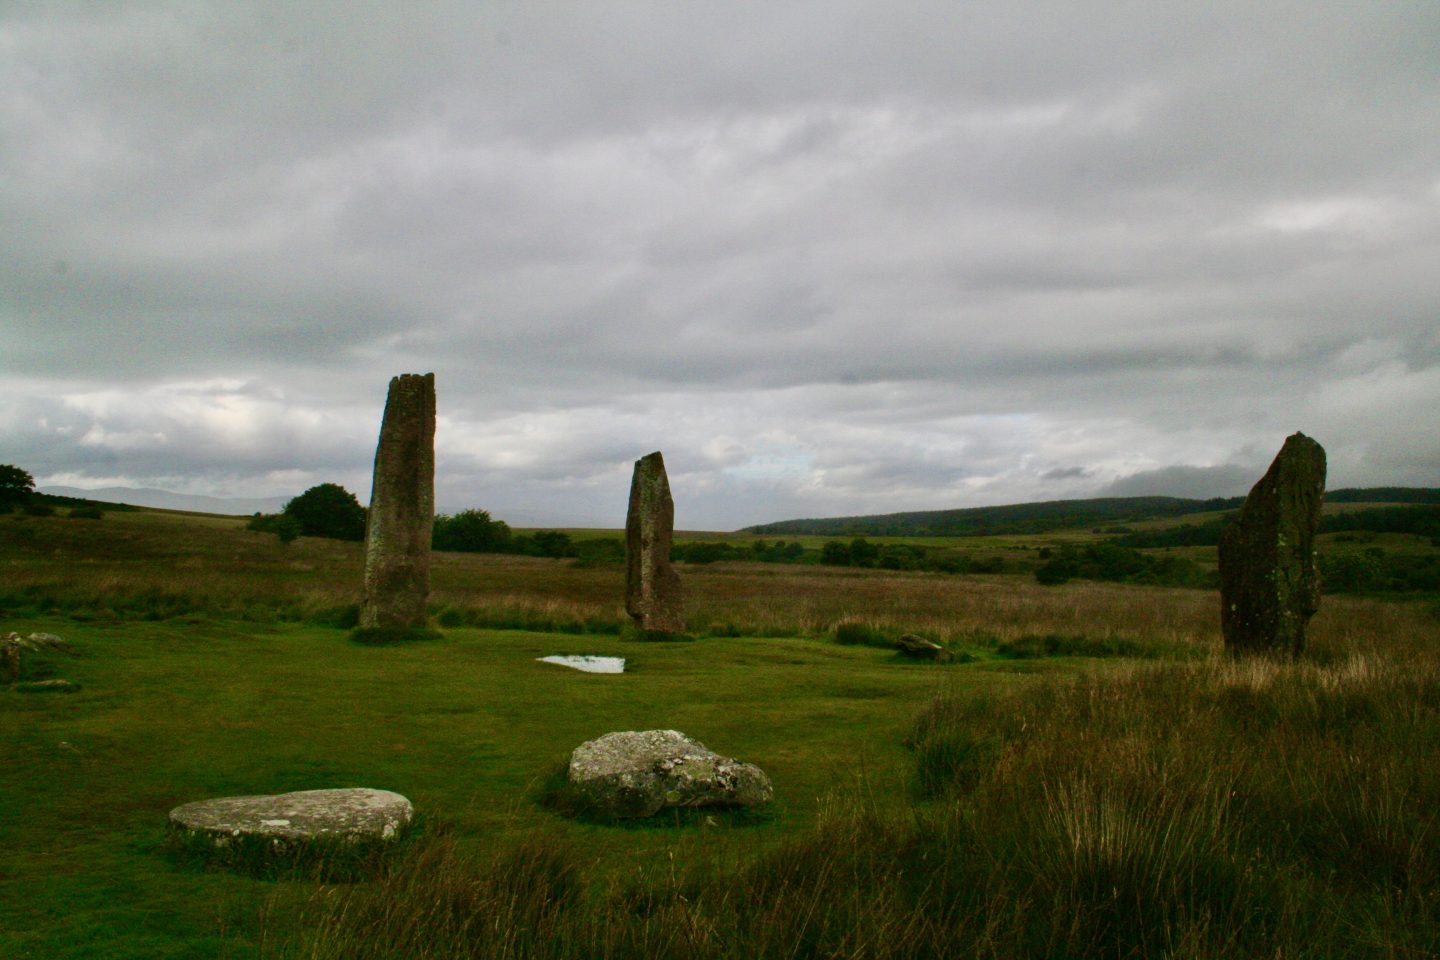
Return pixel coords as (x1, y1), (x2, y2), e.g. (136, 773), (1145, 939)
(40, 485), (290, 516)
(742, 489), (1440, 538)
(1325, 488), (1440, 504)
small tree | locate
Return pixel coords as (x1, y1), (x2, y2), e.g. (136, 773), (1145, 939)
(0, 464), (35, 511)
(432, 509), (512, 553)
(849, 537), (880, 568)
(283, 483), (366, 541)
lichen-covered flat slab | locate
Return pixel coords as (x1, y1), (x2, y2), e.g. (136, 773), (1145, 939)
(168, 787), (413, 845)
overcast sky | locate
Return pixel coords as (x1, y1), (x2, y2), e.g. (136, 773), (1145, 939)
(3, 1), (1437, 529)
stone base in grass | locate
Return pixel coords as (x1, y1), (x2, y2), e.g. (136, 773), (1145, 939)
(168, 788), (413, 849)
(348, 626), (442, 646)
(13, 679), (80, 693)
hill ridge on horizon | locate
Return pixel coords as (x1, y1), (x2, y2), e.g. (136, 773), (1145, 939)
(40, 485), (291, 517)
(742, 488), (1440, 538)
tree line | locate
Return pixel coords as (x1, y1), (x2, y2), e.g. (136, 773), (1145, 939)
(247, 483), (580, 557)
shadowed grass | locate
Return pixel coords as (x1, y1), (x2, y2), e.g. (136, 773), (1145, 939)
(272, 611), (1440, 960)
(4, 506), (1439, 957)
(348, 626), (444, 646)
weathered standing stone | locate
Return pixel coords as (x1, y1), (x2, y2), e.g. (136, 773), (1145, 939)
(359, 373), (436, 631)
(568, 730), (773, 819)
(625, 451), (684, 633)
(1219, 432), (1326, 658)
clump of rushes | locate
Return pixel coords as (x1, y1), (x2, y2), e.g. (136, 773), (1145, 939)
(832, 619), (890, 647)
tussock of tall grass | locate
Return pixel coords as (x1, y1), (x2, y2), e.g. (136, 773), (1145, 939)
(275, 610), (1440, 959)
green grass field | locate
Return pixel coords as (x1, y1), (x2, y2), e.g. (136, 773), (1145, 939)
(3, 506), (1439, 958)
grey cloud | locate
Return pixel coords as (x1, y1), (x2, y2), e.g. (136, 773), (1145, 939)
(2, 1), (1437, 528)
(1098, 464), (1263, 500)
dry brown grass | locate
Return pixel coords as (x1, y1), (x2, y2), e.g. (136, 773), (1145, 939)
(4, 509), (1430, 658)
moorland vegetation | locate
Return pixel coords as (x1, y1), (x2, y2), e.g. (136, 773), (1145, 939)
(3, 477), (1440, 958)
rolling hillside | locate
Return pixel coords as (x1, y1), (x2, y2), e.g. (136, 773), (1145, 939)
(742, 488), (1440, 538)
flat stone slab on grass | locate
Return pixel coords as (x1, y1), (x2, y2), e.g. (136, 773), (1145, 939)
(169, 788), (413, 847)
(568, 729), (772, 819)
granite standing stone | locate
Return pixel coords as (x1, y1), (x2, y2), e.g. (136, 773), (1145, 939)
(625, 451), (685, 633)
(359, 373), (436, 631)
(1219, 432), (1326, 658)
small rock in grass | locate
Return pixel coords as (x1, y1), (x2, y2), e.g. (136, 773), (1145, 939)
(568, 729), (772, 819)
(25, 633), (71, 651)
(14, 679), (80, 693)
(895, 634), (952, 661)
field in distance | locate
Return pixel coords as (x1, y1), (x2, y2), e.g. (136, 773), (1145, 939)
(3, 504), (1439, 959)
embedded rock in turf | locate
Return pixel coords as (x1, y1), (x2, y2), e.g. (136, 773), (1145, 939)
(895, 634), (952, 661)
(3, 631), (75, 684)
(168, 788), (413, 846)
(568, 729), (772, 819)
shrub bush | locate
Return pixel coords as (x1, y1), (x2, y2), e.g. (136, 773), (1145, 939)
(283, 483), (366, 541)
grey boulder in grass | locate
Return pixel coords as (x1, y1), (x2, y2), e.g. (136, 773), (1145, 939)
(568, 730), (772, 819)
(168, 788), (413, 847)
(895, 634), (952, 661)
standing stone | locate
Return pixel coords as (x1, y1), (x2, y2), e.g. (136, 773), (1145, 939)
(625, 451), (684, 633)
(1219, 432), (1326, 658)
(359, 373), (436, 631)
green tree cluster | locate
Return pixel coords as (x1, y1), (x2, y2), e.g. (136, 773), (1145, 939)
(670, 539), (807, 565)
(1034, 543), (1208, 588)
(0, 464), (36, 511)
(247, 483), (366, 543)
(432, 509), (511, 552)
(1319, 547), (1440, 594)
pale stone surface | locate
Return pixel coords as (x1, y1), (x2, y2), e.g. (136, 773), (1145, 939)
(359, 373), (436, 631)
(568, 729), (772, 819)
(3, 631), (74, 684)
(14, 679), (79, 693)
(625, 451), (684, 633)
(168, 788), (413, 846)
(1219, 432), (1327, 658)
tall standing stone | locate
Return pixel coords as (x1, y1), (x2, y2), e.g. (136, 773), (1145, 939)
(359, 373), (436, 632)
(1219, 432), (1326, 658)
(625, 451), (684, 634)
